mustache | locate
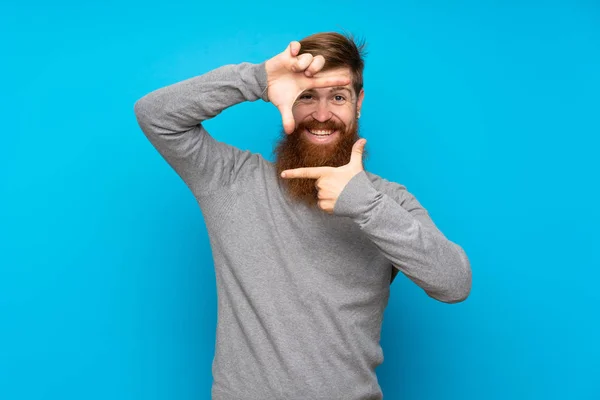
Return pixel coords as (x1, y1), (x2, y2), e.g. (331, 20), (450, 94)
(297, 119), (346, 132)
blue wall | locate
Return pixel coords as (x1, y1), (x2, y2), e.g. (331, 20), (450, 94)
(1, 1), (598, 399)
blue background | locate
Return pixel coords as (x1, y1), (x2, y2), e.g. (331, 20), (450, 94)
(2, 1), (599, 399)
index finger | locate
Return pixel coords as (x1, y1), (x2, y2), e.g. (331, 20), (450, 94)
(309, 76), (351, 89)
(281, 166), (332, 179)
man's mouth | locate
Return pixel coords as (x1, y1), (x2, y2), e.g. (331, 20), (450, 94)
(307, 129), (337, 136)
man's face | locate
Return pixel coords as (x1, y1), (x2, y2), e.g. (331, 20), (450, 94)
(292, 67), (363, 146)
(274, 67), (365, 208)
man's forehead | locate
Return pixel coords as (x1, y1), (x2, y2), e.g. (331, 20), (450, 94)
(315, 67), (352, 84)
(314, 66), (351, 78)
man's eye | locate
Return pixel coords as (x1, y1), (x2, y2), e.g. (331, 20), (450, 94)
(299, 94), (313, 100)
(333, 95), (346, 102)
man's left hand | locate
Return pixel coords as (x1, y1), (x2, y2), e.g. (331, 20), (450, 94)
(280, 139), (367, 214)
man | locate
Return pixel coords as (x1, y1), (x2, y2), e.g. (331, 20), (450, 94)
(134, 32), (471, 400)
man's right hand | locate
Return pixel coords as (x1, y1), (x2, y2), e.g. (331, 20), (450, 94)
(265, 41), (351, 134)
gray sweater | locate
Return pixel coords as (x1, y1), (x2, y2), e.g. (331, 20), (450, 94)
(133, 61), (471, 400)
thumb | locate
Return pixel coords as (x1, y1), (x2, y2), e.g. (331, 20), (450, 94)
(349, 139), (367, 167)
(288, 41), (301, 57)
(278, 105), (296, 134)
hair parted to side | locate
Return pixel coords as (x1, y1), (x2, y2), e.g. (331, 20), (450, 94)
(298, 31), (367, 97)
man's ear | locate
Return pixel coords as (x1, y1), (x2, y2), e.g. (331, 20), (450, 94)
(357, 89), (365, 115)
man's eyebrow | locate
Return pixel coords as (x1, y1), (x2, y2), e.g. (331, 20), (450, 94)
(328, 86), (352, 93)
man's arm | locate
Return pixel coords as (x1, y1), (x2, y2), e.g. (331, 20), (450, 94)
(333, 171), (472, 304)
(134, 41), (351, 196)
(133, 62), (269, 196)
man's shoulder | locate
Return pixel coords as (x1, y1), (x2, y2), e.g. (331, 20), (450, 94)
(364, 170), (429, 214)
(228, 146), (273, 173)
(364, 170), (407, 192)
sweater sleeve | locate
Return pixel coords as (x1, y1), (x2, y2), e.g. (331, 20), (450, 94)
(333, 171), (472, 303)
(133, 62), (269, 196)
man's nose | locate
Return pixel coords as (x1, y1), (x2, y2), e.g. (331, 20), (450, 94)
(312, 99), (333, 122)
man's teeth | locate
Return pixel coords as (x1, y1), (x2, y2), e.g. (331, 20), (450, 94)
(309, 129), (335, 136)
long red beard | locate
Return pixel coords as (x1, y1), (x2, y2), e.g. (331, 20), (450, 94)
(273, 118), (365, 208)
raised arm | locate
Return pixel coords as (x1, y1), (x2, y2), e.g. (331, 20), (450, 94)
(133, 41), (351, 196)
(133, 62), (269, 196)
(279, 135), (471, 303)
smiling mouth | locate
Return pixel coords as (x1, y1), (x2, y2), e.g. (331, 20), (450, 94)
(307, 129), (337, 136)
